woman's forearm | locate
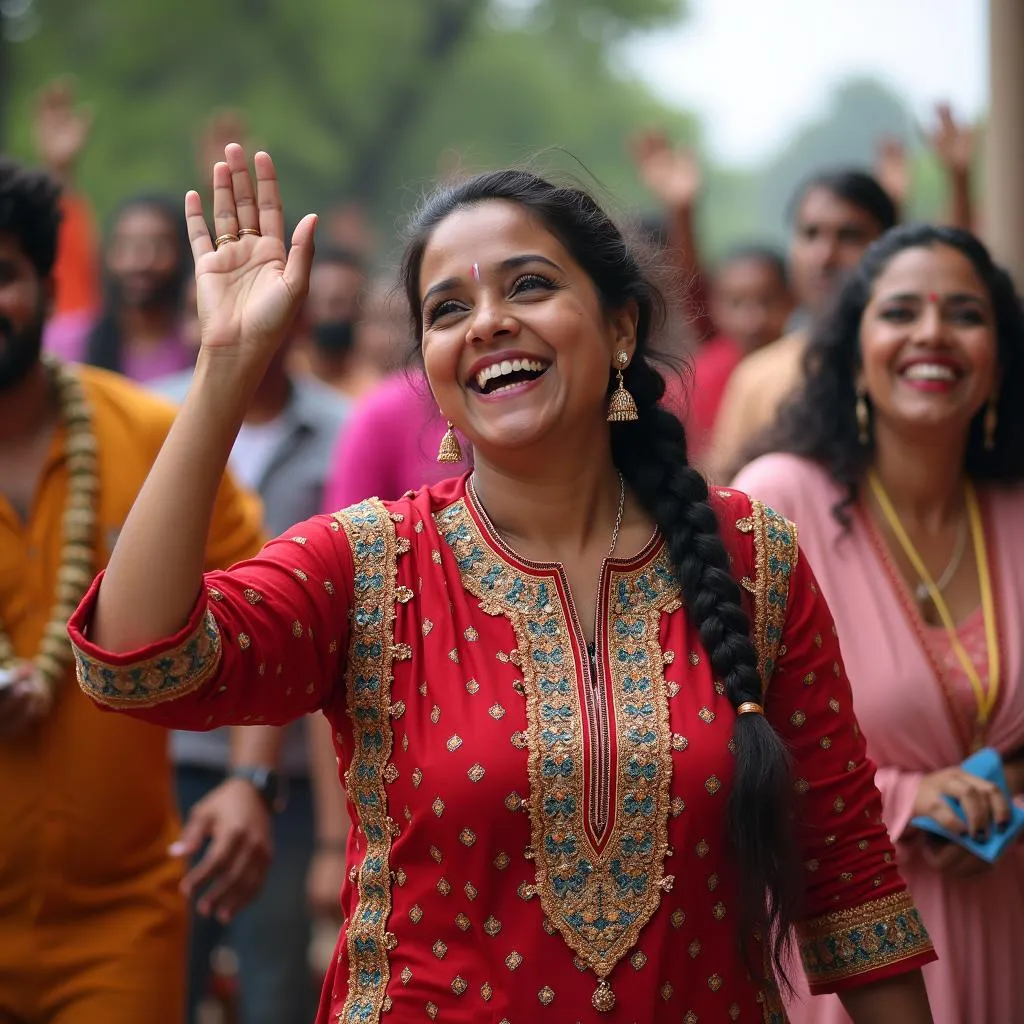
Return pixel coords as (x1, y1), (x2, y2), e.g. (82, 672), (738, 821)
(91, 353), (263, 652)
(945, 168), (974, 233)
(838, 970), (932, 1023)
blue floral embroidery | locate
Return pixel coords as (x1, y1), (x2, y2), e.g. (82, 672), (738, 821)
(798, 892), (932, 988)
(73, 606), (222, 708)
(437, 498), (679, 983)
(747, 501), (799, 689)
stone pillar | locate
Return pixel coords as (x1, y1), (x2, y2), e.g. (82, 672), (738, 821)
(985, 0), (1024, 285)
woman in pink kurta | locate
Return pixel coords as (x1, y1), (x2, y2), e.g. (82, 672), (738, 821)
(734, 223), (1024, 1023)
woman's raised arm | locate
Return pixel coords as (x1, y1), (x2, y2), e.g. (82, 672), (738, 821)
(91, 145), (316, 652)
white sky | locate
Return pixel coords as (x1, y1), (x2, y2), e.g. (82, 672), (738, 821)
(622, 0), (988, 165)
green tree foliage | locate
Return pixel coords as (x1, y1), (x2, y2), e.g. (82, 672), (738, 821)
(2, 0), (692, 242)
(1, 1), (974, 264)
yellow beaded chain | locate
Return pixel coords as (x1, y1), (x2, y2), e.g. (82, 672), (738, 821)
(0, 357), (98, 701)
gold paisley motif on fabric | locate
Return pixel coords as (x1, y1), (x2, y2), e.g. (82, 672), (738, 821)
(334, 500), (400, 1024)
(746, 500), (799, 691)
(436, 498), (679, 983)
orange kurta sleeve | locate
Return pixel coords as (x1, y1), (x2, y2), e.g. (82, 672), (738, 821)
(52, 193), (101, 317)
(758, 507), (937, 994)
(68, 511), (355, 729)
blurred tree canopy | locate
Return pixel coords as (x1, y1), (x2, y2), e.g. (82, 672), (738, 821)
(1, 0), (968, 264)
(2, 0), (696, 251)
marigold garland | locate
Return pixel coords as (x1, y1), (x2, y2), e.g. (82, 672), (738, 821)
(0, 357), (98, 702)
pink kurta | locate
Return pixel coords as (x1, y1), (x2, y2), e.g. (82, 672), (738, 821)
(734, 453), (1024, 1024)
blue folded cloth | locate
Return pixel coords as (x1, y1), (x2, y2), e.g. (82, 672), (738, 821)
(909, 746), (1024, 863)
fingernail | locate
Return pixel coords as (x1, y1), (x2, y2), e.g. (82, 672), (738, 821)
(169, 842), (186, 857)
(217, 909), (231, 924)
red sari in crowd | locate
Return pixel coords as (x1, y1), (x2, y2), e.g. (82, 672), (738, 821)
(69, 476), (934, 1023)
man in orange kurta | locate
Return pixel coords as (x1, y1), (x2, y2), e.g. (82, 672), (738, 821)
(0, 157), (266, 1022)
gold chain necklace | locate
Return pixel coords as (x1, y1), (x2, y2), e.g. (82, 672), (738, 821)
(0, 357), (98, 701)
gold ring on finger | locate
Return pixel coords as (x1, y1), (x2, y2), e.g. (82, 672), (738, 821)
(214, 233), (240, 250)
(238, 228), (261, 238)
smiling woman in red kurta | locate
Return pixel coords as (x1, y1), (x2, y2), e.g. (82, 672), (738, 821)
(67, 148), (934, 1023)
(70, 474), (933, 1023)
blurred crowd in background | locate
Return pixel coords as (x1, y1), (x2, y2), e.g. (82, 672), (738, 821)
(3, 2), (1022, 1022)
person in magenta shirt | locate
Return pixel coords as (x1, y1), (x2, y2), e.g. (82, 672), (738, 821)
(321, 368), (469, 510)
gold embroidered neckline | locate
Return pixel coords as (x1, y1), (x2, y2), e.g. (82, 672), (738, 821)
(464, 479), (662, 573)
(468, 471), (627, 564)
(0, 357), (98, 700)
(436, 496), (679, 1011)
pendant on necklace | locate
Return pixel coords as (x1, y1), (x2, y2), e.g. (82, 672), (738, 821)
(592, 978), (616, 1012)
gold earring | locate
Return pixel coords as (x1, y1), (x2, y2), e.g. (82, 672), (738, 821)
(607, 352), (638, 422)
(855, 386), (870, 446)
(436, 420), (463, 463)
(984, 399), (998, 451)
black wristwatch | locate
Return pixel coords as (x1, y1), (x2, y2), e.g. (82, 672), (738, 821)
(230, 766), (287, 813)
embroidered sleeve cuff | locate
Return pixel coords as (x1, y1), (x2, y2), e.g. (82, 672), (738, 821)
(69, 571), (223, 709)
(797, 891), (936, 994)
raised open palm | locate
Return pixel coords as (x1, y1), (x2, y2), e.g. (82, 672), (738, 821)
(629, 130), (702, 211)
(187, 145), (316, 367)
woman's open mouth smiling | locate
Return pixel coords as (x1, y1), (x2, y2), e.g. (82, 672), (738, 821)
(468, 356), (552, 397)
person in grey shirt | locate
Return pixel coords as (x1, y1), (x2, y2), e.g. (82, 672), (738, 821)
(152, 323), (348, 1024)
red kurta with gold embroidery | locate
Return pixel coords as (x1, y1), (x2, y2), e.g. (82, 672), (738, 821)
(70, 476), (935, 1023)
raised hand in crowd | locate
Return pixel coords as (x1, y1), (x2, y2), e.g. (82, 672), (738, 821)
(190, 146), (316, 373)
(874, 135), (910, 211)
(629, 128), (702, 212)
(32, 78), (93, 187)
(628, 129), (709, 342)
(197, 108), (251, 179)
(926, 101), (976, 178)
(925, 101), (976, 231)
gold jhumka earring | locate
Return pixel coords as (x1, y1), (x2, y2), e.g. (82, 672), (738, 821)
(436, 420), (463, 463)
(607, 352), (638, 422)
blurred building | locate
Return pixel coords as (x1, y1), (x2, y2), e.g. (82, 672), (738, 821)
(987, 0), (1024, 284)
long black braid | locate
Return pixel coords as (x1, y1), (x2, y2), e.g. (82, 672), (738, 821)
(401, 168), (800, 977)
(613, 355), (799, 974)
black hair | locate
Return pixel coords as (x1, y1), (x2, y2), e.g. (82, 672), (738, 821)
(400, 169), (800, 975)
(0, 157), (62, 279)
(84, 193), (191, 373)
(788, 169), (898, 234)
(717, 244), (789, 289)
(634, 213), (670, 252)
(755, 223), (1024, 523)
